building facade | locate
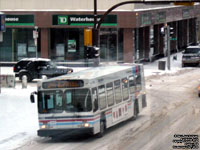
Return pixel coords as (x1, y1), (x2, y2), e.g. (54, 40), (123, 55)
(0, 0), (200, 63)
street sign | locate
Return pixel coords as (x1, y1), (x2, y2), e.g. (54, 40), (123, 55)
(84, 28), (92, 46)
(170, 38), (177, 41)
(33, 30), (38, 39)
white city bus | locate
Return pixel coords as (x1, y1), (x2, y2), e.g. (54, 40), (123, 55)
(30, 64), (146, 138)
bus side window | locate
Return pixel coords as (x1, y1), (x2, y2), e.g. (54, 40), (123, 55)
(106, 82), (114, 106)
(122, 77), (129, 101)
(129, 75), (136, 94)
(92, 88), (98, 112)
(98, 85), (107, 110)
(114, 80), (122, 104)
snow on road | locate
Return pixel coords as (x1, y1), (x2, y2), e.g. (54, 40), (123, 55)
(0, 52), (197, 150)
(0, 86), (38, 150)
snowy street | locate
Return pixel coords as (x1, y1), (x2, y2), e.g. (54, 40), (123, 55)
(1, 53), (200, 150)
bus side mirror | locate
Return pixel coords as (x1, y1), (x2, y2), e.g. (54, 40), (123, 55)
(30, 91), (37, 103)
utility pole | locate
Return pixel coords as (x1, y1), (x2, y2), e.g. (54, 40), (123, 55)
(93, 0), (100, 66)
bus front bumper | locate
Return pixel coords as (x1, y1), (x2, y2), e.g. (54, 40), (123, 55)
(38, 128), (93, 137)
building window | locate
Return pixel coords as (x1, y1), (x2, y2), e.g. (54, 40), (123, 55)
(50, 28), (84, 61)
(0, 28), (36, 61)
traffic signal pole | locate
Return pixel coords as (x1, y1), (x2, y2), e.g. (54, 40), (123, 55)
(93, 0), (98, 46)
(166, 25), (171, 70)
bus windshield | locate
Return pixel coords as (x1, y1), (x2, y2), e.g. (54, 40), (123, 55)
(38, 89), (92, 113)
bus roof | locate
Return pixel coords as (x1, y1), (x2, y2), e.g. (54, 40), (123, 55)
(45, 64), (139, 82)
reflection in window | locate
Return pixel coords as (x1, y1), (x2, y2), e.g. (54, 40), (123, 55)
(98, 85), (107, 110)
(106, 82), (114, 106)
(129, 75), (136, 94)
(122, 78), (129, 101)
(114, 80), (122, 104)
(92, 88), (98, 112)
(38, 90), (63, 113)
(38, 89), (92, 113)
(64, 89), (92, 112)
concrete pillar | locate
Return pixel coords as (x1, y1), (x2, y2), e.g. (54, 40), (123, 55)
(123, 28), (134, 63)
(41, 28), (49, 58)
(144, 26), (150, 60)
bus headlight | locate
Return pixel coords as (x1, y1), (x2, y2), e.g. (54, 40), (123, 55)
(41, 125), (47, 129)
(68, 69), (73, 74)
(83, 123), (90, 127)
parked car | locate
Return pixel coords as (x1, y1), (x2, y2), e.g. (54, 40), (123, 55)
(13, 58), (73, 82)
(182, 45), (200, 67)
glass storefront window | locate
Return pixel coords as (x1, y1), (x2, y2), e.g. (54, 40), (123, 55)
(50, 28), (84, 61)
(100, 28), (117, 62)
(0, 28), (37, 62)
(0, 27), (124, 62)
(50, 28), (124, 62)
(99, 28), (123, 62)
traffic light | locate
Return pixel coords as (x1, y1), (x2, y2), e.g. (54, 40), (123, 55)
(160, 27), (165, 36)
(85, 46), (92, 59)
(91, 46), (99, 58)
(170, 27), (174, 37)
(85, 46), (100, 59)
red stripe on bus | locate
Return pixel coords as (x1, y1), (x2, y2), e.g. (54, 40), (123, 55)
(39, 116), (100, 123)
(105, 111), (112, 115)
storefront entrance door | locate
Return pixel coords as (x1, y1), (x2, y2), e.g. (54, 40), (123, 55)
(99, 29), (117, 62)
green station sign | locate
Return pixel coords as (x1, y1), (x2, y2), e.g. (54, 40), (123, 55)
(5, 15), (34, 26)
(53, 15), (117, 26)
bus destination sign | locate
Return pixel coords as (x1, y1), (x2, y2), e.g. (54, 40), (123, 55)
(42, 80), (84, 89)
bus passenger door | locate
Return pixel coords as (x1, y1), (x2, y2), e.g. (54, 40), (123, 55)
(92, 87), (99, 134)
